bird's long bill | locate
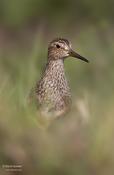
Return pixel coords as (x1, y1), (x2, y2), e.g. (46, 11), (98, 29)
(70, 49), (89, 63)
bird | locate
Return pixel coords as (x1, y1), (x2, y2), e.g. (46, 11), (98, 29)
(30, 38), (89, 120)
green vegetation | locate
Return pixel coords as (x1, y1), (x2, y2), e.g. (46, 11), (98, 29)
(0, 0), (114, 174)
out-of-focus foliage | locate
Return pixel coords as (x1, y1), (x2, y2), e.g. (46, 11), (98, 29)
(0, 0), (114, 27)
(0, 0), (114, 175)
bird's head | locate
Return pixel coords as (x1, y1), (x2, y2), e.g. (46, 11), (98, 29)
(48, 38), (89, 63)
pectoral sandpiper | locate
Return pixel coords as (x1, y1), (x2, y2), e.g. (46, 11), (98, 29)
(31, 38), (89, 119)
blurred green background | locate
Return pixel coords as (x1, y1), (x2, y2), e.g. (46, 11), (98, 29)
(0, 0), (114, 174)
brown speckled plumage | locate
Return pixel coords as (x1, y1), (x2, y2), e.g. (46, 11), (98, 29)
(32, 38), (89, 118)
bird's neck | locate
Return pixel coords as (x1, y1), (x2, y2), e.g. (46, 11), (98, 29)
(43, 59), (71, 96)
(45, 59), (65, 77)
(44, 59), (66, 84)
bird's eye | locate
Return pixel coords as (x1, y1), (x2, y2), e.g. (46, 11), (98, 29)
(56, 44), (60, 48)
